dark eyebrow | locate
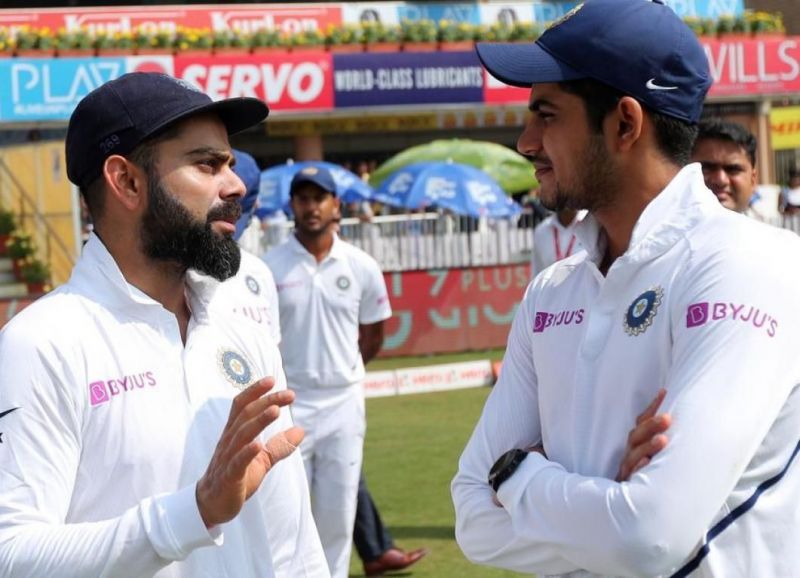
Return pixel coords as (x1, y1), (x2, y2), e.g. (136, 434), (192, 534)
(529, 98), (556, 113)
(185, 147), (234, 166)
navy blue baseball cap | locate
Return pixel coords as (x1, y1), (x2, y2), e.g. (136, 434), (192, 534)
(232, 149), (261, 240)
(66, 72), (269, 189)
(290, 165), (337, 196)
(475, 0), (712, 123)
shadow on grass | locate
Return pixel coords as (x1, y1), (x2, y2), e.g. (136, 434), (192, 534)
(387, 525), (455, 540)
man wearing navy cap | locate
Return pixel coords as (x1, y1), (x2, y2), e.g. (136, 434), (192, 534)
(264, 166), (392, 578)
(0, 73), (328, 577)
(453, 1), (800, 576)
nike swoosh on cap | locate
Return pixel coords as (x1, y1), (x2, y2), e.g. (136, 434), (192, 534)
(646, 78), (678, 91)
(0, 407), (20, 420)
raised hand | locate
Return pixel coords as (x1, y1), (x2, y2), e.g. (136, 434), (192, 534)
(196, 377), (304, 528)
(616, 388), (671, 482)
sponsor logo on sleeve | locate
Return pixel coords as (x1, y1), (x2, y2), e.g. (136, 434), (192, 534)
(686, 301), (777, 337)
(533, 308), (585, 333)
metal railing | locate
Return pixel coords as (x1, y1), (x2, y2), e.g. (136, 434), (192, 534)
(246, 210), (800, 272)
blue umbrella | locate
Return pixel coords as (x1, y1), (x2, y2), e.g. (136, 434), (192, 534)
(373, 161), (521, 218)
(256, 160), (373, 216)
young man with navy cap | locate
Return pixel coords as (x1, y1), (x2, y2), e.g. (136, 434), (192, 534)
(453, 0), (800, 576)
(264, 166), (392, 578)
(0, 73), (328, 577)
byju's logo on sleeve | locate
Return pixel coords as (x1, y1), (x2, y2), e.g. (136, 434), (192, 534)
(686, 301), (777, 337)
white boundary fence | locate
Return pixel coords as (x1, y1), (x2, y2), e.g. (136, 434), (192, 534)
(241, 211), (800, 272)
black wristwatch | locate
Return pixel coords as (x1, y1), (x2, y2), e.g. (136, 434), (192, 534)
(488, 449), (528, 492)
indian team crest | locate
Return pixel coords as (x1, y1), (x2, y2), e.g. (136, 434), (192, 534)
(217, 349), (254, 390)
(623, 286), (664, 336)
(336, 275), (351, 290)
(244, 275), (260, 295)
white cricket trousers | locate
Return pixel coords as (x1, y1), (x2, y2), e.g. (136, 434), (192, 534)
(291, 383), (365, 578)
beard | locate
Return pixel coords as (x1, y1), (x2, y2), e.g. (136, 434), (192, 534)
(541, 135), (617, 213)
(140, 176), (242, 281)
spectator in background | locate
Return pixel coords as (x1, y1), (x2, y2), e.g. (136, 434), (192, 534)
(264, 166), (392, 578)
(781, 168), (800, 215)
(692, 120), (779, 222)
(530, 208), (586, 279)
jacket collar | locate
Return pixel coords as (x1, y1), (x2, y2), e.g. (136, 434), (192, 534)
(574, 163), (718, 267)
(70, 233), (217, 324)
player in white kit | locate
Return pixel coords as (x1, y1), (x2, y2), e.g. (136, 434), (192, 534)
(453, 1), (800, 576)
(264, 166), (392, 578)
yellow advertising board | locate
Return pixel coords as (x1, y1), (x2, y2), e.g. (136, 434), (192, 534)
(770, 106), (800, 150)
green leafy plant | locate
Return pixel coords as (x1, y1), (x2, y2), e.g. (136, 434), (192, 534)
(6, 233), (35, 260)
(289, 28), (325, 48)
(19, 257), (50, 284)
(361, 22), (401, 45)
(437, 20), (476, 43)
(509, 22), (540, 42)
(326, 23), (363, 46)
(747, 11), (785, 35)
(0, 208), (15, 236)
(250, 28), (285, 48)
(56, 28), (93, 51)
(213, 29), (249, 50)
(174, 27), (213, 51)
(401, 19), (437, 43)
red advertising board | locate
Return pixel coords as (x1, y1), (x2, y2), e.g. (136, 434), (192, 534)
(704, 37), (800, 97)
(172, 51), (335, 112)
(380, 264), (530, 357)
(0, 4), (342, 36)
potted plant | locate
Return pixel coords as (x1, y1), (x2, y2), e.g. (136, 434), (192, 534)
(56, 27), (94, 57)
(437, 20), (476, 52)
(212, 28), (250, 56)
(251, 28), (287, 54)
(509, 22), (540, 42)
(13, 26), (55, 57)
(325, 23), (364, 53)
(401, 19), (437, 52)
(95, 30), (136, 56)
(173, 27), (213, 57)
(362, 22), (402, 53)
(6, 232), (35, 278)
(0, 28), (11, 58)
(134, 29), (174, 55)
(748, 11), (785, 38)
(0, 208), (15, 256)
(289, 28), (325, 52)
(19, 257), (50, 294)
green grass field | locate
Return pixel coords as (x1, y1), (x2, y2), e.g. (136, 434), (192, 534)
(348, 385), (525, 578)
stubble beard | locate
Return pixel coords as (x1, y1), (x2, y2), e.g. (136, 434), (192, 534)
(542, 135), (617, 213)
(140, 175), (242, 281)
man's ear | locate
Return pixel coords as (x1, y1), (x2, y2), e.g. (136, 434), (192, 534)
(103, 155), (147, 211)
(609, 96), (644, 152)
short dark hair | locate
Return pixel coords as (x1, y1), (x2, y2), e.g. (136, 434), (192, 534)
(695, 119), (757, 167)
(559, 78), (699, 166)
(79, 124), (181, 220)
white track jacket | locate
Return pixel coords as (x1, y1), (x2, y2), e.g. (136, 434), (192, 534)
(0, 235), (329, 578)
(452, 164), (800, 577)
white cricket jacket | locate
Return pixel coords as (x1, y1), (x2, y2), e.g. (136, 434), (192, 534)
(0, 235), (329, 578)
(452, 164), (800, 577)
